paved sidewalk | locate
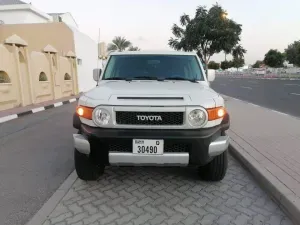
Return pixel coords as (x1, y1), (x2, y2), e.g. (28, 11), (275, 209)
(32, 156), (292, 225)
(0, 95), (80, 123)
(0, 95), (79, 118)
(224, 96), (300, 224)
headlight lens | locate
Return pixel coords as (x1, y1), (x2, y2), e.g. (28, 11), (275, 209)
(188, 109), (207, 127)
(93, 107), (111, 126)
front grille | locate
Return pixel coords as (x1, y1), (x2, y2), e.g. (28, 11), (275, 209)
(115, 111), (184, 125)
(108, 142), (190, 153)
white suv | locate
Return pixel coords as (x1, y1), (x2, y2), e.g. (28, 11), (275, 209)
(73, 51), (230, 181)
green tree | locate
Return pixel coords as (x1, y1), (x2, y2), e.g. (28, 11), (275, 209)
(220, 60), (232, 70)
(207, 61), (220, 70)
(168, 3), (243, 65)
(232, 57), (245, 69)
(128, 46), (141, 51)
(284, 40), (300, 66)
(263, 49), (284, 68)
(223, 43), (246, 62)
(228, 61), (235, 68)
(252, 60), (263, 68)
(223, 49), (231, 61)
(232, 44), (247, 59)
(107, 36), (132, 52)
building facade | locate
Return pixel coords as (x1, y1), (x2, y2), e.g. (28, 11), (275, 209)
(0, 0), (101, 106)
(0, 0), (52, 24)
(0, 22), (79, 111)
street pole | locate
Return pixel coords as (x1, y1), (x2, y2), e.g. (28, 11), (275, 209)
(97, 28), (100, 69)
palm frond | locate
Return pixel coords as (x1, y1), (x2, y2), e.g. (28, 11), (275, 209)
(171, 24), (184, 38)
(111, 36), (132, 51)
(180, 14), (190, 26)
(232, 44), (247, 58)
(107, 43), (118, 51)
(128, 46), (140, 51)
(168, 38), (181, 50)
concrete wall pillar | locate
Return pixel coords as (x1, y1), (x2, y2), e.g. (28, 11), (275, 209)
(12, 44), (25, 106)
(23, 47), (35, 104)
(46, 52), (56, 99)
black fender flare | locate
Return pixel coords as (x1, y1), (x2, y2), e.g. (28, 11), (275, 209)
(73, 113), (81, 130)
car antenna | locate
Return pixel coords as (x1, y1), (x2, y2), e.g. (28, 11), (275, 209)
(96, 28), (100, 87)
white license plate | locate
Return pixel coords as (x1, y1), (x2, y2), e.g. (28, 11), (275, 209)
(133, 139), (164, 155)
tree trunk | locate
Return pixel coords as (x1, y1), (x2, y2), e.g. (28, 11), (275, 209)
(205, 57), (208, 78)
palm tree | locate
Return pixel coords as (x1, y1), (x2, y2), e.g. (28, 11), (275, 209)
(128, 46), (140, 51)
(224, 49), (231, 61)
(232, 44), (247, 59)
(107, 36), (132, 52)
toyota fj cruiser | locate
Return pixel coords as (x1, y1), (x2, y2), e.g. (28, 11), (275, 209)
(73, 51), (230, 181)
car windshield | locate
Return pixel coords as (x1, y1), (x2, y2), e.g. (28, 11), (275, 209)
(101, 54), (204, 81)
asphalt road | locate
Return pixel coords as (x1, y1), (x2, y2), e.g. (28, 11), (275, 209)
(0, 103), (77, 225)
(211, 77), (300, 118)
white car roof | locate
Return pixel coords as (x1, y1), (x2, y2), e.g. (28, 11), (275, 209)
(110, 50), (197, 56)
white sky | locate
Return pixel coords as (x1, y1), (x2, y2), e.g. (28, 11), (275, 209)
(26, 0), (300, 64)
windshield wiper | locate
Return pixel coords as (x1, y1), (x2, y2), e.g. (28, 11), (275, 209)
(163, 77), (198, 83)
(103, 77), (132, 81)
(103, 76), (198, 83)
(130, 76), (163, 80)
(104, 76), (162, 81)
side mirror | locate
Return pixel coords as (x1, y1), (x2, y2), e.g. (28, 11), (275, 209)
(207, 69), (215, 82)
(93, 68), (102, 81)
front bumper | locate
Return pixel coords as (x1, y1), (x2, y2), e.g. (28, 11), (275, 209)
(73, 114), (230, 166)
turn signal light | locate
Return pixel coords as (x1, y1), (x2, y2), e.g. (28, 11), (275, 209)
(76, 106), (94, 120)
(206, 106), (226, 121)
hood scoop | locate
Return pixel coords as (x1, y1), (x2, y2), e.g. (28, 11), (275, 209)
(117, 97), (184, 100)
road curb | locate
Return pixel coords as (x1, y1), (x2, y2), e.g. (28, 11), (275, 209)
(229, 141), (300, 225)
(216, 76), (300, 80)
(0, 97), (79, 124)
(25, 170), (78, 225)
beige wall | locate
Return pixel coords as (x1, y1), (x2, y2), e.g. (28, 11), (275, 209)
(0, 22), (75, 55)
(0, 22), (79, 111)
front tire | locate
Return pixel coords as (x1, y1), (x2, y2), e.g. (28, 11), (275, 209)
(74, 148), (105, 181)
(198, 150), (228, 181)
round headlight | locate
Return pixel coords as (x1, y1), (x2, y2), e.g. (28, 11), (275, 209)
(93, 108), (111, 126)
(188, 109), (207, 127)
